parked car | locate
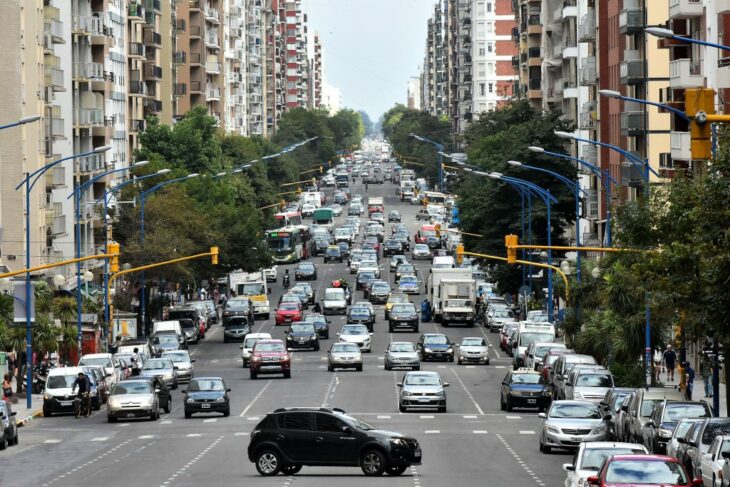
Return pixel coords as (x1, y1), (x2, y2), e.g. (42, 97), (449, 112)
(624, 387), (686, 444)
(524, 342), (567, 370)
(486, 308), (518, 332)
(384, 341), (420, 371)
(183, 377), (231, 418)
(539, 400), (608, 453)
(668, 418), (705, 459)
(642, 400), (712, 454)
(584, 454), (702, 487)
(600, 388), (635, 440)
(699, 434), (730, 486)
(681, 418), (730, 480)
(106, 379), (160, 422)
(564, 367), (613, 403)
(247, 407), (421, 476)
(398, 371), (449, 413)
(249, 339), (291, 379)
(562, 442), (648, 487)
(0, 400), (18, 449)
(500, 368), (550, 412)
(551, 354), (599, 400)
(327, 342), (363, 372)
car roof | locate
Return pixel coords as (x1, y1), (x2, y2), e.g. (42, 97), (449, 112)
(552, 400), (599, 406)
(49, 366), (86, 376)
(608, 454), (677, 462)
(581, 442), (647, 451)
(640, 387), (685, 399)
(246, 333), (272, 338)
(405, 370), (439, 376)
(190, 376), (224, 381)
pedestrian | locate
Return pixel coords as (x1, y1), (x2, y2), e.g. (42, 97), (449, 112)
(684, 361), (695, 400)
(700, 356), (713, 398)
(663, 345), (677, 382)
(2, 374), (13, 402)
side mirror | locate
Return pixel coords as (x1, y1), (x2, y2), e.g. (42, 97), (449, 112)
(538, 413), (547, 419)
(443, 383), (450, 387)
(677, 437), (686, 444)
(369, 332), (374, 336)
(396, 382), (403, 387)
(155, 388), (161, 393)
(692, 479), (704, 487)
(181, 389), (187, 394)
(603, 414), (612, 421)
(285, 330), (289, 334)
(562, 464), (575, 472)
(723, 451), (730, 460)
(341, 426), (353, 434)
(226, 388), (232, 392)
(9, 412), (17, 417)
(645, 419), (655, 427)
(191, 359), (196, 363)
(336, 333), (340, 336)
(173, 366), (179, 370)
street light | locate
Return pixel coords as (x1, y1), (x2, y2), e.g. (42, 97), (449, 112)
(0, 115), (41, 131)
(528, 146), (619, 246)
(598, 89), (690, 121)
(645, 27), (730, 52)
(410, 133), (445, 192)
(138, 173), (199, 335)
(507, 160), (585, 283)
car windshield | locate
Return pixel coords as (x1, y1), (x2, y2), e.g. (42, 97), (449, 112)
(580, 448), (647, 471)
(611, 394), (630, 412)
(324, 290), (344, 300)
(112, 382), (152, 395)
(279, 303), (300, 311)
(424, 335), (449, 345)
(244, 337), (263, 348)
(576, 374), (613, 388)
(153, 335), (178, 345)
(255, 343), (286, 353)
(404, 374), (441, 386)
(79, 357), (112, 367)
(372, 283), (390, 291)
(298, 263), (314, 271)
(703, 423), (730, 445)
(462, 338), (486, 347)
(399, 276), (417, 284)
(494, 310), (514, 318)
(398, 265), (415, 273)
(550, 403), (601, 419)
(512, 373), (541, 384)
(518, 332), (554, 347)
(332, 343), (358, 353)
(188, 379), (225, 392)
(290, 324), (314, 334)
(358, 272), (376, 281)
(675, 420), (700, 438)
(142, 359), (170, 370)
(341, 326), (367, 335)
(531, 314), (550, 323)
(227, 300), (249, 311)
(392, 304), (416, 314)
(162, 352), (189, 363)
(663, 403), (709, 421)
(605, 460), (687, 484)
(326, 248), (340, 255)
(390, 343), (416, 353)
(47, 375), (77, 389)
(350, 309), (371, 318)
(414, 244), (428, 251)
(545, 354), (563, 366)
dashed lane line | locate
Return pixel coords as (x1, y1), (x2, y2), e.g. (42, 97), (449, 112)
(160, 435), (224, 487)
(519, 430), (535, 435)
(450, 367), (485, 415)
(41, 438), (134, 486)
(424, 430), (440, 434)
(495, 433), (545, 486)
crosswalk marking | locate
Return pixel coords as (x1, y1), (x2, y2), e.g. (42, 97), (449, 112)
(90, 437), (108, 442)
(494, 365), (506, 369)
(44, 439), (61, 444)
(186, 433), (202, 437)
(161, 420), (172, 425)
(519, 430), (535, 435)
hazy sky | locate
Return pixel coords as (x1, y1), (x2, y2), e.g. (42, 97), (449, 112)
(303, 0), (435, 122)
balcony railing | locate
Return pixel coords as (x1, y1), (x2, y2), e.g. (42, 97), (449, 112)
(75, 108), (104, 126)
(578, 12), (595, 43)
(129, 80), (148, 95)
(189, 25), (202, 37)
(131, 119), (145, 132)
(205, 62), (221, 73)
(49, 117), (65, 138)
(173, 51), (186, 64)
(144, 0), (161, 13)
(129, 42), (145, 57)
(143, 64), (163, 80)
(73, 62), (104, 80)
(77, 153), (106, 174)
(619, 8), (644, 35)
(205, 7), (220, 23)
(190, 80), (202, 93)
(173, 83), (187, 96)
(44, 17), (64, 43)
(128, 1), (145, 19)
(143, 29), (162, 46)
(44, 66), (64, 91)
(190, 52), (202, 64)
(207, 86), (221, 99)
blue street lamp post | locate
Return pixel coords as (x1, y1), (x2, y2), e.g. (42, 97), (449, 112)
(139, 174), (199, 335)
(14, 145), (110, 409)
(528, 146), (620, 247)
(69, 160), (149, 352)
(410, 134), (445, 192)
(0, 115), (41, 131)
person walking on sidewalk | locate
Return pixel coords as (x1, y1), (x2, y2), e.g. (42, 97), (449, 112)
(684, 362), (695, 400)
(663, 345), (677, 382)
(700, 356), (713, 398)
(2, 374), (13, 402)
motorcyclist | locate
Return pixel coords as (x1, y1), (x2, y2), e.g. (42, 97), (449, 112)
(283, 269), (290, 288)
(71, 372), (91, 417)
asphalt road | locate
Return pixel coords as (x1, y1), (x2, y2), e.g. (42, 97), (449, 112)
(1, 175), (570, 487)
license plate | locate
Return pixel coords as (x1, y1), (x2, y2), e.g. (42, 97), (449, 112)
(527, 399), (537, 404)
(201, 404), (211, 409)
(262, 365), (280, 370)
(418, 398), (431, 403)
(127, 412), (136, 418)
(60, 401), (72, 406)
(570, 437), (582, 442)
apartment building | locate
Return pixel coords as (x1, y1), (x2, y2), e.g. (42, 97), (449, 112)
(513, 0), (543, 107)
(421, 1), (451, 117)
(246, 0), (265, 135)
(311, 33), (323, 109)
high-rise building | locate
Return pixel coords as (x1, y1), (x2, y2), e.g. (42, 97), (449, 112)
(407, 77), (422, 110)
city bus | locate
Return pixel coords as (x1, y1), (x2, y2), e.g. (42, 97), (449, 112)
(266, 226), (306, 263)
(274, 211), (303, 228)
(423, 191), (447, 206)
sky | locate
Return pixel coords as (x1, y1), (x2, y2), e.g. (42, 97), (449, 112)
(303, 0), (435, 122)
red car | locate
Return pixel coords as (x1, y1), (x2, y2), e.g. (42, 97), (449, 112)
(249, 339), (291, 379)
(586, 454), (702, 487)
(540, 349), (572, 380)
(275, 302), (303, 325)
(500, 324), (517, 351)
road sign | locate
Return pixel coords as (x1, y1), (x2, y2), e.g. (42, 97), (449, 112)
(12, 280), (35, 323)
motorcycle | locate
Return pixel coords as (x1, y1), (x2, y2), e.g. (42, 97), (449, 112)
(282, 273), (290, 289)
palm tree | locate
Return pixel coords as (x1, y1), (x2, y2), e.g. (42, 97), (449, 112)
(0, 293), (12, 327)
(58, 325), (78, 364)
(52, 296), (77, 326)
(31, 314), (59, 359)
(34, 281), (53, 314)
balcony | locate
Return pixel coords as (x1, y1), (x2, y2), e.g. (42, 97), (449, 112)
(581, 143), (598, 165)
(205, 32), (220, 49)
(579, 109), (597, 130)
(528, 14), (541, 35)
(189, 25), (202, 38)
(143, 28), (162, 47)
(512, 55), (519, 69)
(562, 0), (577, 18)
(44, 66), (65, 92)
(173, 83), (187, 96)
(129, 80), (148, 96)
(173, 52), (186, 65)
(77, 153), (106, 174)
(143, 64), (163, 80)
(578, 12), (595, 43)
(620, 57), (645, 85)
(669, 58), (703, 89)
(189, 0), (202, 11)
(621, 160), (645, 188)
(75, 108), (104, 127)
(190, 52), (203, 65)
(528, 78), (541, 99)
(174, 19), (186, 33)
(562, 35), (577, 58)
(205, 62), (221, 74)
(129, 42), (145, 58)
(618, 8), (643, 35)
(670, 131), (692, 161)
(73, 62), (104, 80)
(44, 20), (64, 46)
(205, 7), (220, 24)
(144, 99), (162, 114)
(190, 80), (203, 93)
(207, 85), (221, 100)
(528, 47), (541, 66)
(579, 58), (596, 85)
(130, 119), (145, 133)
(128, 1), (145, 20)
(620, 110), (645, 136)
(49, 116), (65, 139)
(669, 0), (703, 19)
(145, 0), (161, 13)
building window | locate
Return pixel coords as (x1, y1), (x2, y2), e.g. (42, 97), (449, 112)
(478, 45), (486, 56)
(487, 42), (493, 53)
(486, 2), (492, 13)
(478, 63), (486, 77)
(488, 62), (494, 74)
(488, 83), (494, 93)
(486, 22), (494, 33)
(479, 83), (486, 96)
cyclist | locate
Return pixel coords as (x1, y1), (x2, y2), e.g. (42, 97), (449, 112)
(71, 372), (91, 418)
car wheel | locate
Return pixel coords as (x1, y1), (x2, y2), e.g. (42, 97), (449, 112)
(250, 371), (257, 380)
(399, 404), (406, 412)
(384, 362), (390, 370)
(356, 365), (363, 372)
(438, 406), (447, 413)
(281, 465), (301, 475)
(12, 432), (19, 445)
(185, 409), (192, 419)
(386, 465), (408, 476)
(506, 397), (513, 412)
(150, 409), (158, 420)
(328, 365), (333, 372)
(361, 449), (386, 476)
(413, 366), (420, 371)
(164, 399), (171, 414)
(284, 370), (291, 379)
(242, 359), (247, 368)
(223, 407), (230, 417)
(314, 343), (320, 351)
(539, 439), (551, 454)
(500, 395), (506, 410)
(224, 338), (229, 343)
(256, 450), (283, 476)
(457, 357), (462, 365)
(107, 414), (117, 423)
(43, 405), (52, 417)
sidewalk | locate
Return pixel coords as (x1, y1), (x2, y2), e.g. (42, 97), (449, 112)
(686, 342), (727, 416)
(6, 377), (43, 426)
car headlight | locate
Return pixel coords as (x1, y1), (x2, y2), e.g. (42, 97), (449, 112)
(424, 348), (433, 353)
(215, 397), (226, 403)
(44, 393), (52, 400)
(591, 424), (607, 435)
(311, 335), (317, 340)
(186, 397), (195, 403)
(546, 426), (560, 434)
(446, 348), (453, 354)
(658, 428), (673, 439)
(141, 399), (154, 408)
(108, 398), (119, 408)
(391, 438), (408, 447)
(287, 335), (294, 340)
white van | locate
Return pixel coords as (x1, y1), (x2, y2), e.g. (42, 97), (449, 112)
(152, 320), (183, 337)
(513, 323), (556, 369)
(322, 288), (347, 315)
(43, 367), (93, 416)
(240, 332), (272, 367)
(432, 256), (455, 269)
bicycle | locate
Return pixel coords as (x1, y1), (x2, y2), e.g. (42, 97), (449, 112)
(74, 392), (91, 418)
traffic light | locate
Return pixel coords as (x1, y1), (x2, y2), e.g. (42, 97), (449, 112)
(107, 242), (120, 273)
(456, 243), (464, 266)
(685, 87), (715, 160)
(435, 224), (441, 237)
(210, 246), (219, 265)
(311, 177), (316, 185)
(296, 186), (302, 194)
(505, 234), (518, 264)
(319, 165), (323, 174)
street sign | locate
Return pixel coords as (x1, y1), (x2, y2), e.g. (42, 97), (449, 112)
(12, 279), (35, 323)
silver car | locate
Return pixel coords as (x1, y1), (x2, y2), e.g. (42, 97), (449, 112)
(337, 324), (373, 352)
(411, 244), (431, 260)
(161, 351), (195, 383)
(106, 379), (160, 422)
(327, 343), (363, 371)
(139, 358), (178, 389)
(457, 337), (491, 365)
(384, 341), (420, 370)
(539, 400), (608, 453)
(398, 371), (449, 413)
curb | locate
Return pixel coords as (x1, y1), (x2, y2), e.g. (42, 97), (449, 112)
(16, 410), (43, 427)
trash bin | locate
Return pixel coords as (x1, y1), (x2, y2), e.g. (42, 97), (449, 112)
(421, 300), (431, 323)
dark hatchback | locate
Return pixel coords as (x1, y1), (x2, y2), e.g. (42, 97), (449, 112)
(417, 334), (455, 362)
(286, 322), (320, 351)
(324, 246), (343, 263)
(383, 239), (403, 257)
(183, 377), (231, 418)
(247, 407), (422, 477)
(347, 307), (375, 331)
(295, 262), (318, 280)
(312, 238), (330, 257)
(223, 317), (251, 343)
(222, 298), (254, 326)
(151, 332), (183, 357)
(388, 303), (419, 332)
(393, 233), (410, 251)
(499, 369), (550, 412)
(304, 314), (330, 339)
(356, 271), (377, 291)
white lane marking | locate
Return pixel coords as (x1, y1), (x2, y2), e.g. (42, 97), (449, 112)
(246, 416), (261, 421)
(466, 365), (475, 369)
(393, 370), (403, 414)
(234, 432), (249, 436)
(496, 433), (545, 485)
(506, 415), (522, 419)
(494, 365), (506, 369)
(210, 359), (219, 363)
(321, 373), (339, 407)
(239, 379), (272, 417)
(419, 415), (435, 419)
(424, 430), (440, 434)
(138, 435), (155, 439)
(186, 433), (202, 437)
(161, 436), (224, 485)
(90, 437), (108, 442)
(377, 415), (391, 419)
(473, 430), (488, 434)
(450, 367), (485, 415)
(44, 439), (62, 444)
(463, 415), (478, 419)
(160, 420), (172, 425)
(203, 418), (217, 423)
(519, 430), (535, 435)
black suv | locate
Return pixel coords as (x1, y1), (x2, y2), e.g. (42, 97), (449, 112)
(388, 303), (419, 332)
(285, 322), (320, 351)
(248, 407), (421, 477)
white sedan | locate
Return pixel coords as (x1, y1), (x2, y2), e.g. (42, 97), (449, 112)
(562, 442), (647, 487)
